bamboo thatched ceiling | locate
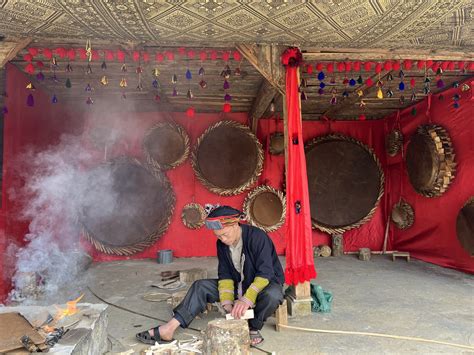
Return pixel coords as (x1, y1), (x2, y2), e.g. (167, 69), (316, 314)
(0, 0), (473, 50)
(1, 0), (473, 120)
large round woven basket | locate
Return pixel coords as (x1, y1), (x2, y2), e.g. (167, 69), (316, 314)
(243, 185), (286, 232)
(81, 157), (175, 255)
(456, 197), (474, 256)
(191, 120), (264, 196)
(143, 121), (190, 171)
(305, 134), (384, 234)
(406, 124), (456, 197)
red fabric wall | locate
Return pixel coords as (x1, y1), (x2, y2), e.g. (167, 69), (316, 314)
(385, 80), (474, 273)
(0, 64), (82, 302)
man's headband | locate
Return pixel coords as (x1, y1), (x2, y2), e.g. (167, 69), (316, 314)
(205, 213), (240, 230)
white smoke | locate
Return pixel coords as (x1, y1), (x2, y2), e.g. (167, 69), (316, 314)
(6, 134), (116, 305)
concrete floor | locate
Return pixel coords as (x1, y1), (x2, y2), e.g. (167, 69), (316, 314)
(81, 256), (474, 354)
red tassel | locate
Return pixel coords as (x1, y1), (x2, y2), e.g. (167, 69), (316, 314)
(440, 61), (449, 70)
(36, 60), (44, 68)
(366, 77), (373, 87)
(25, 63), (35, 74)
(155, 52), (164, 62)
(222, 51), (230, 61)
(383, 60), (392, 71)
(468, 62), (474, 71)
(67, 48), (76, 61)
(42, 48), (52, 59)
(314, 63), (322, 71)
(165, 51), (175, 61)
(457, 61), (465, 70)
(337, 62), (345, 72)
(417, 60), (425, 70)
(91, 50), (99, 61)
(78, 48), (87, 60)
(326, 62), (334, 73)
(178, 47), (186, 56)
(431, 62), (440, 73)
(116, 50), (125, 62)
(210, 50), (218, 60)
(28, 47), (39, 57)
(410, 78), (416, 88)
(143, 52), (150, 62)
(375, 63), (382, 74)
(345, 62), (352, 72)
(403, 60), (412, 70)
(353, 61), (361, 71)
(447, 61), (455, 71)
(425, 60), (433, 68)
(105, 50), (115, 61)
(358, 114), (366, 121)
(200, 51), (207, 61)
(55, 47), (66, 58)
(186, 107), (195, 118)
(363, 61), (373, 71)
(306, 64), (313, 74)
(223, 102), (231, 112)
(23, 53), (33, 62)
(132, 51), (140, 62)
(392, 61), (401, 71)
(233, 51), (241, 61)
(187, 50), (195, 59)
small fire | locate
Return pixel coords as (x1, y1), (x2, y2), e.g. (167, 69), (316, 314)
(41, 294), (84, 333)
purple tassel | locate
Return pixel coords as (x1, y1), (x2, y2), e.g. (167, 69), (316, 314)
(330, 96), (337, 105)
(36, 71), (45, 81)
(2, 106), (8, 114)
(318, 88), (324, 95)
(186, 69), (192, 80)
(86, 97), (94, 105)
(223, 80), (230, 90)
(172, 87), (178, 96)
(436, 79), (444, 88)
(224, 93), (232, 101)
(27, 93), (34, 107)
(52, 94), (58, 104)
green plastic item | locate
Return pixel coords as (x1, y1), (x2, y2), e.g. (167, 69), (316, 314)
(285, 283), (333, 313)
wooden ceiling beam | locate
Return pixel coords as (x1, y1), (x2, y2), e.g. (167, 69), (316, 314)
(248, 79), (277, 133)
(302, 47), (474, 61)
(0, 37), (32, 67)
(236, 44), (285, 95)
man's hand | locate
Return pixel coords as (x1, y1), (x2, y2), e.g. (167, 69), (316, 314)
(223, 304), (233, 314)
(231, 300), (250, 319)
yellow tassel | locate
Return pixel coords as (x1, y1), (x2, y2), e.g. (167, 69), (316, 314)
(100, 76), (108, 86)
(120, 78), (127, 88)
(377, 87), (384, 99)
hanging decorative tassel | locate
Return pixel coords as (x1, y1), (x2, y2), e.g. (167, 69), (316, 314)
(185, 69), (192, 80)
(300, 90), (307, 101)
(186, 107), (195, 118)
(300, 78), (307, 88)
(198, 67), (205, 76)
(172, 87), (178, 96)
(436, 78), (445, 88)
(52, 94), (58, 104)
(399, 95), (405, 104)
(85, 83), (92, 92)
(223, 102), (231, 112)
(153, 68), (160, 77)
(152, 79), (159, 89)
(411, 107), (417, 115)
(121, 64), (128, 72)
(171, 74), (178, 84)
(65, 78), (72, 88)
(387, 73), (394, 81)
(461, 83), (471, 91)
(101, 61), (107, 70)
(357, 89), (364, 97)
(411, 91), (417, 101)
(377, 87), (383, 99)
(342, 90), (349, 98)
(330, 88), (337, 105)
(120, 78), (127, 88)
(199, 79), (207, 89)
(317, 71), (325, 81)
(187, 89), (194, 99)
(27, 93), (34, 107)
(100, 76), (108, 86)
(65, 64), (73, 73)
(359, 99), (366, 108)
(155, 94), (161, 102)
(399, 81), (405, 91)
(357, 75), (363, 84)
(36, 71), (45, 81)
(86, 63), (93, 75)
(452, 81), (460, 88)
(221, 65), (232, 79)
(224, 80), (230, 90)
(86, 96), (93, 105)
(330, 77), (336, 85)
(349, 78), (356, 86)
(26, 82), (35, 90)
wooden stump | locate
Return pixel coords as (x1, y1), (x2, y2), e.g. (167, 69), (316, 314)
(358, 248), (371, 261)
(204, 319), (250, 355)
(179, 268), (208, 283)
(313, 245), (331, 258)
(331, 234), (343, 257)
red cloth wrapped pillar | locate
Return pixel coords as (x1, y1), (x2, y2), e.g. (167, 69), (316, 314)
(282, 48), (317, 284)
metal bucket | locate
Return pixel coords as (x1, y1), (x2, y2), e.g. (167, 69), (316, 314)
(157, 249), (173, 264)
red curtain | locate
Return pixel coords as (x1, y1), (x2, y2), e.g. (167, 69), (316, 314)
(283, 49), (317, 284)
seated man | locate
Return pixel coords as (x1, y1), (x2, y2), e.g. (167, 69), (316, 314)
(136, 205), (285, 346)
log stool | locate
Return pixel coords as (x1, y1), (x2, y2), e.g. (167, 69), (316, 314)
(204, 319), (250, 355)
(274, 299), (288, 332)
(358, 248), (371, 261)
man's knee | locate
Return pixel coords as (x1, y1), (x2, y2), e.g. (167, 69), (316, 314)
(258, 285), (283, 306)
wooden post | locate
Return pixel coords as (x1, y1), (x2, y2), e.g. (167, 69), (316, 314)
(331, 234), (344, 256)
(204, 319), (250, 355)
(275, 299), (288, 332)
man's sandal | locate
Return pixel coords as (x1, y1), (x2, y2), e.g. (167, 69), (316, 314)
(136, 326), (174, 345)
(249, 330), (264, 346)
